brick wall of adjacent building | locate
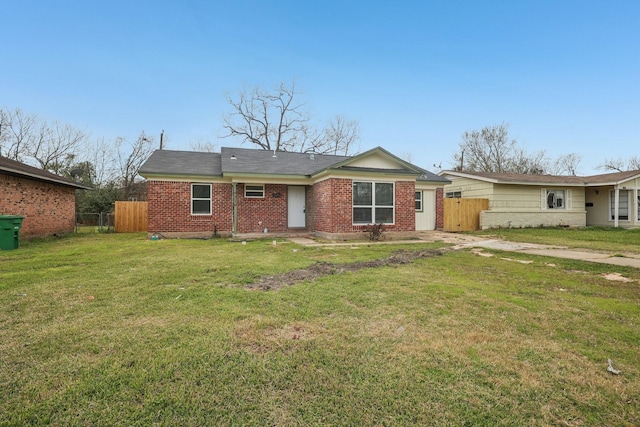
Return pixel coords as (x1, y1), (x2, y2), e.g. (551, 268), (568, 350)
(0, 174), (76, 238)
(147, 181), (232, 235)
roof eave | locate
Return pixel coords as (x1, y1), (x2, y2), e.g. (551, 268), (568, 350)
(1, 167), (91, 189)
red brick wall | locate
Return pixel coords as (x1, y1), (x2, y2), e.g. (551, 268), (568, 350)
(148, 178), (427, 236)
(147, 181), (232, 234)
(393, 181), (416, 231)
(236, 184), (289, 233)
(435, 187), (444, 230)
(0, 174), (76, 238)
(313, 178), (416, 233)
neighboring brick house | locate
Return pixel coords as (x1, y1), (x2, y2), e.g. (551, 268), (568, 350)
(0, 156), (89, 238)
(140, 146), (449, 239)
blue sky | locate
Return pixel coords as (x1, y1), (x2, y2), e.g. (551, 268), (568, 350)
(2, 1), (638, 174)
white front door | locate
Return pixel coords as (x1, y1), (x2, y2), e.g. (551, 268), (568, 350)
(288, 186), (306, 228)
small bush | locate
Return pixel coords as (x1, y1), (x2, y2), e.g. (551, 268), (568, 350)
(366, 223), (385, 241)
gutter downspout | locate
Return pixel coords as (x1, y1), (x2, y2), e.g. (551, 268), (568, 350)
(614, 187), (619, 228)
(232, 183), (238, 235)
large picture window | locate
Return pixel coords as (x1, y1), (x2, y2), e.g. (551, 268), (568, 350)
(353, 182), (394, 224)
(192, 184), (211, 215)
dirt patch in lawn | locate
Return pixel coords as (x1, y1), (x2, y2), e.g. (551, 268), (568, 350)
(247, 248), (444, 291)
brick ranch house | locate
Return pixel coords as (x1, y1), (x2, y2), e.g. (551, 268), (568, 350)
(140, 146), (449, 239)
(0, 155), (89, 238)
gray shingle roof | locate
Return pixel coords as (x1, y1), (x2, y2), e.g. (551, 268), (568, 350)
(140, 146), (446, 181)
(140, 150), (222, 176)
(0, 155), (90, 189)
(220, 147), (351, 176)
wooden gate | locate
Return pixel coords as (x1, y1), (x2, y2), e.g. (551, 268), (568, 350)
(444, 198), (489, 232)
(114, 201), (148, 232)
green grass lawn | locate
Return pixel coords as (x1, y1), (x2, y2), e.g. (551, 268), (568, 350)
(473, 226), (640, 254)
(1, 232), (639, 426)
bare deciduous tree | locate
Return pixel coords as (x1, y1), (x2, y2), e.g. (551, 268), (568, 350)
(452, 122), (578, 175)
(0, 108), (38, 162)
(0, 107), (86, 173)
(189, 140), (218, 153)
(222, 82), (359, 155)
(317, 114), (360, 155)
(114, 132), (155, 200)
(598, 156), (640, 172)
(549, 153), (582, 176)
(27, 121), (86, 174)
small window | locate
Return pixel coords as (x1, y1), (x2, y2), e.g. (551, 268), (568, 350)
(446, 191), (461, 198)
(415, 191), (423, 211)
(192, 184), (211, 215)
(546, 190), (565, 209)
(245, 184), (265, 198)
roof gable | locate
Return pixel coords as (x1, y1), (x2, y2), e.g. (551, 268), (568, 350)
(324, 146), (421, 175)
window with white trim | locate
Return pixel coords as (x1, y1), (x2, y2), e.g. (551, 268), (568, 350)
(446, 191), (461, 198)
(546, 189), (565, 209)
(610, 190), (630, 220)
(415, 191), (423, 211)
(191, 184), (211, 215)
(245, 184), (265, 198)
(353, 182), (394, 224)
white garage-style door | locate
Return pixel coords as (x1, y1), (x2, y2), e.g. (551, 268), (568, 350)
(415, 189), (436, 230)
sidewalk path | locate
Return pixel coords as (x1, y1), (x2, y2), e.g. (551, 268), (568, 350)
(288, 232), (640, 269)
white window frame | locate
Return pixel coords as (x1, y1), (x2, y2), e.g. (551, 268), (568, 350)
(610, 189), (631, 221)
(352, 181), (395, 225)
(191, 183), (212, 215)
(415, 191), (423, 212)
(446, 191), (461, 198)
(244, 184), (265, 198)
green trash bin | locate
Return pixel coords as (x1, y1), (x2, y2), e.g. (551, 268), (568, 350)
(0, 215), (24, 250)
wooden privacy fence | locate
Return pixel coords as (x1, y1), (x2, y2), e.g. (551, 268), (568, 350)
(443, 198), (489, 232)
(114, 201), (148, 233)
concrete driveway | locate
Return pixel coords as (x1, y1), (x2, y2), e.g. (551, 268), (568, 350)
(425, 231), (640, 269)
(289, 231), (640, 269)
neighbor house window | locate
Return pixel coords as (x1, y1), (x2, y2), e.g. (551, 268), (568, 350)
(415, 191), (423, 211)
(546, 189), (565, 209)
(610, 190), (630, 220)
(245, 184), (265, 198)
(353, 182), (394, 224)
(446, 191), (461, 198)
(192, 184), (211, 215)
